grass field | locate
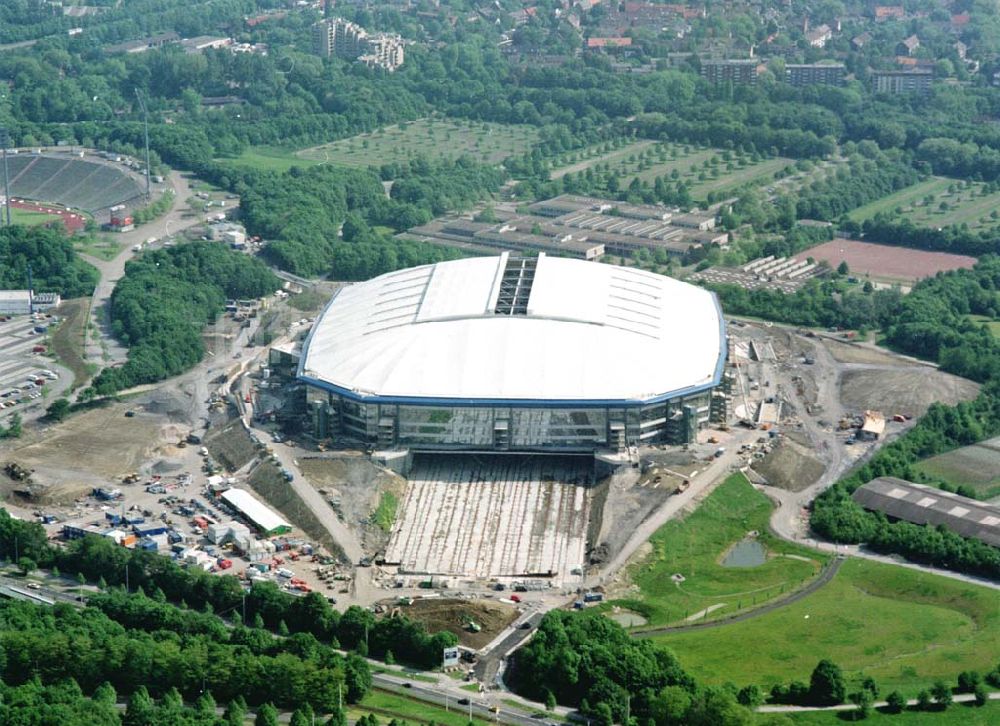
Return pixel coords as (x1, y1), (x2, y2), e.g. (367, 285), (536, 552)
(9, 206), (61, 225)
(848, 176), (1000, 233)
(220, 146), (323, 172)
(613, 473), (826, 627)
(651, 558), (1000, 692)
(47, 298), (92, 389)
(915, 434), (1000, 499)
(350, 689), (491, 726)
(548, 139), (656, 179)
(968, 314), (1000, 338)
(73, 233), (123, 262)
(785, 701), (1000, 725)
(297, 118), (540, 167)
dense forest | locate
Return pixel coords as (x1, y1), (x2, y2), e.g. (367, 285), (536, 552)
(89, 243), (277, 395)
(510, 611), (753, 725)
(0, 225), (98, 298)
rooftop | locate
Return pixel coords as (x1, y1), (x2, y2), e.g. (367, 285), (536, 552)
(853, 477), (1000, 547)
(220, 488), (290, 534)
(300, 253), (725, 405)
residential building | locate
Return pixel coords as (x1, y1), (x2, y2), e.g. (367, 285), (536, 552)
(851, 32), (872, 50)
(896, 34), (920, 56)
(871, 69), (932, 95)
(313, 18), (405, 71)
(805, 24), (833, 49)
(786, 63), (846, 87)
(700, 58), (760, 86)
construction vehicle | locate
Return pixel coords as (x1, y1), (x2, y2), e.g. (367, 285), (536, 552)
(4, 462), (33, 481)
(122, 472), (140, 484)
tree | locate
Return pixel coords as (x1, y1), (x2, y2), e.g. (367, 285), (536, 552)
(957, 671), (980, 692)
(973, 683), (988, 706)
(848, 689), (873, 720)
(124, 686), (155, 726)
(18, 557), (36, 577)
(736, 684), (763, 708)
(916, 690), (932, 711)
(931, 681), (952, 708)
(837, 260), (849, 276)
(809, 660), (846, 705)
(255, 703), (279, 726)
(884, 691), (906, 714)
(224, 697), (248, 726)
(45, 398), (71, 422)
(545, 691), (556, 711)
(345, 653), (372, 702)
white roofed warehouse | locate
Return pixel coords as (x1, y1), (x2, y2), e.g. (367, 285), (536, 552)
(299, 253), (729, 452)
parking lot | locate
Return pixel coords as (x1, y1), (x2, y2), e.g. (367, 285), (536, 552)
(0, 312), (69, 424)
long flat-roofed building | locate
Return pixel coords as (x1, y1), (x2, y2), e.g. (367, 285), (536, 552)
(220, 488), (292, 537)
(299, 253), (728, 452)
(852, 477), (1000, 547)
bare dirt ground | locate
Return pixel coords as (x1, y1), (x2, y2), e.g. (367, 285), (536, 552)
(821, 339), (909, 366)
(382, 597), (518, 649)
(1, 401), (165, 503)
(839, 368), (979, 418)
(298, 455), (406, 555)
(752, 436), (825, 492)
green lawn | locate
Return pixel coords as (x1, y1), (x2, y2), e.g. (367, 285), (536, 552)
(968, 314), (1000, 338)
(783, 700), (1000, 725)
(351, 689), (491, 726)
(614, 473), (826, 627)
(848, 176), (1000, 233)
(651, 558), (1000, 692)
(914, 433), (1000, 499)
(9, 207), (61, 226)
(298, 118), (540, 167)
(687, 156), (792, 199)
(217, 146), (322, 172)
(73, 233), (123, 262)
(549, 139), (656, 179)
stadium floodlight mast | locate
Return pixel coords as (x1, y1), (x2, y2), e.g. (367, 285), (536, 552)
(134, 88), (151, 200)
(0, 126), (11, 226)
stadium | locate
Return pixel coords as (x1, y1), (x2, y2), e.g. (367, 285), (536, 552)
(3, 151), (144, 214)
(299, 253), (729, 453)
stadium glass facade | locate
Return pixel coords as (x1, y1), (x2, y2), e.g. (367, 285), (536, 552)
(305, 386), (716, 452)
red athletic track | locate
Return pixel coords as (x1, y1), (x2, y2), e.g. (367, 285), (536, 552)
(8, 198), (87, 233)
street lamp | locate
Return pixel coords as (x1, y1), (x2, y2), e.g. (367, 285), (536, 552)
(0, 126), (11, 226)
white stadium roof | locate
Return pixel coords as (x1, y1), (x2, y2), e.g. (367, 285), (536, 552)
(300, 253), (725, 405)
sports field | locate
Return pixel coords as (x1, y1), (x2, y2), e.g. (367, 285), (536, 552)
(915, 434), (1000, 499)
(297, 118), (540, 167)
(611, 473), (826, 627)
(800, 239), (976, 283)
(651, 558), (1000, 692)
(848, 176), (1000, 232)
(8, 206), (61, 226)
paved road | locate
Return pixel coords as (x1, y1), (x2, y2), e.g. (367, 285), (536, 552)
(632, 556), (844, 637)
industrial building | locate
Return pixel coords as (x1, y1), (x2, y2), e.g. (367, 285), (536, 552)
(220, 488), (292, 537)
(299, 253), (729, 453)
(404, 195), (721, 262)
(852, 478), (1000, 547)
(0, 290), (60, 316)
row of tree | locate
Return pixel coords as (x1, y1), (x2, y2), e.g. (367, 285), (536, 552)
(0, 512), (454, 672)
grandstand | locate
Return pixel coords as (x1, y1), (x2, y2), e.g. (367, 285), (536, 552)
(4, 154), (143, 212)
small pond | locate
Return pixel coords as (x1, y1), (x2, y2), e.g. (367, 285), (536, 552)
(607, 611), (648, 627)
(721, 538), (767, 568)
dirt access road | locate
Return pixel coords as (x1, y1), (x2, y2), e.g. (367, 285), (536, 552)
(80, 170), (207, 368)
